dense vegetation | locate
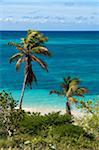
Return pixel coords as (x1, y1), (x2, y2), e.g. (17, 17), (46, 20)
(0, 91), (99, 150)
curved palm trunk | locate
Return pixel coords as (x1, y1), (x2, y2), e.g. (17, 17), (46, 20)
(19, 74), (27, 109)
(66, 98), (71, 115)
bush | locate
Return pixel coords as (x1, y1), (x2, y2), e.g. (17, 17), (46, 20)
(76, 100), (99, 138)
(0, 91), (24, 138)
(0, 91), (98, 149)
(19, 111), (72, 135)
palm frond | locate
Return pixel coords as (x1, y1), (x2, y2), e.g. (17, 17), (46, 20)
(68, 97), (78, 104)
(16, 58), (24, 70)
(69, 78), (80, 89)
(21, 38), (25, 43)
(21, 39), (28, 49)
(79, 87), (88, 93)
(27, 30), (39, 37)
(63, 76), (71, 84)
(31, 55), (48, 72)
(8, 42), (19, 47)
(75, 87), (88, 97)
(25, 64), (37, 88)
(29, 31), (48, 43)
(26, 30), (48, 44)
(49, 90), (64, 96)
(39, 36), (48, 43)
(16, 45), (24, 51)
(8, 42), (24, 51)
(32, 71), (37, 83)
(66, 88), (73, 98)
(26, 30), (40, 44)
(60, 82), (67, 89)
(9, 53), (23, 63)
(30, 46), (51, 56)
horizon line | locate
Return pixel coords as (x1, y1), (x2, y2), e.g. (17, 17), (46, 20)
(0, 30), (99, 32)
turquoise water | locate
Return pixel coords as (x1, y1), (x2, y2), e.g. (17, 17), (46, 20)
(0, 31), (99, 109)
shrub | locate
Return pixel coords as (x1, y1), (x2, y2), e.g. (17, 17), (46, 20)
(19, 111), (72, 135)
(0, 91), (24, 138)
(76, 100), (99, 138)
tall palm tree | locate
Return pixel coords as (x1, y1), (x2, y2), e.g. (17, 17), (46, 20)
(50, 76), (88, 115)
(8, 30), (51, 109)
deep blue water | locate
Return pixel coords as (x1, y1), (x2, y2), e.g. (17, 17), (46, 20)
(0, 31), (99, 108)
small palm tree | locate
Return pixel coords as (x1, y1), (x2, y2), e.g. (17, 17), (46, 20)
(50, 76), (88, 115)
(8, 30), (51, 109)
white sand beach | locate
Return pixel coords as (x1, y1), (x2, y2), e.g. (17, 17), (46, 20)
(23, 106), (83, 117)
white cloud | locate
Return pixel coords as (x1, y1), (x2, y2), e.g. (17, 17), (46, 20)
(0, 13), (98, 26)
(0, 1), (99, 30)
(0, 17), (14, 22)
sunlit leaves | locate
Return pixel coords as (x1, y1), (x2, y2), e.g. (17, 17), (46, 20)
(68, 97), (78, 104)
(50, 76), (88, 110)
(30, 46), (51, 56)
(31, 55), (48, 72)
(16, 58), (23, 70)
(8, 42), (24, 51)
(9, 53), (23, 63)
(8, 29), (51, 88)
(75, 88), (88, 97)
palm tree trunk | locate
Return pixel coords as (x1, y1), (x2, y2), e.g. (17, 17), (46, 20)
(19, 74), (27, 109)
(66, 99), (71, 115)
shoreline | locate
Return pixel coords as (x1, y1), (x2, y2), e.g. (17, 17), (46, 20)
(23, 106), (84, 117)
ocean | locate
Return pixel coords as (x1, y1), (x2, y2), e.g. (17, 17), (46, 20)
(0, 31), (99, 109)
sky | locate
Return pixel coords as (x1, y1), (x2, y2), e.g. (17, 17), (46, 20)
(0, 0), (99, 31)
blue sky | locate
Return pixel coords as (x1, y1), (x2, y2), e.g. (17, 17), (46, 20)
(0, 0), (99, 30)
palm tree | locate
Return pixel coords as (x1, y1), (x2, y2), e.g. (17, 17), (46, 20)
(8, 30), (51, 109)
(50, 76), (88, 115)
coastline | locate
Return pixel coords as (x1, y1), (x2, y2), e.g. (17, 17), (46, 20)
(23, 106), (83, 117)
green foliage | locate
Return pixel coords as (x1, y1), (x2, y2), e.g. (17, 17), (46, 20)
(0, 91), (24, 138)
(76, 100), (99, 139)
(52, 124), (86, 138)
(77, 100), (95, 114)
(0, 91), (98, 149)
(19, 111), (72, 135)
